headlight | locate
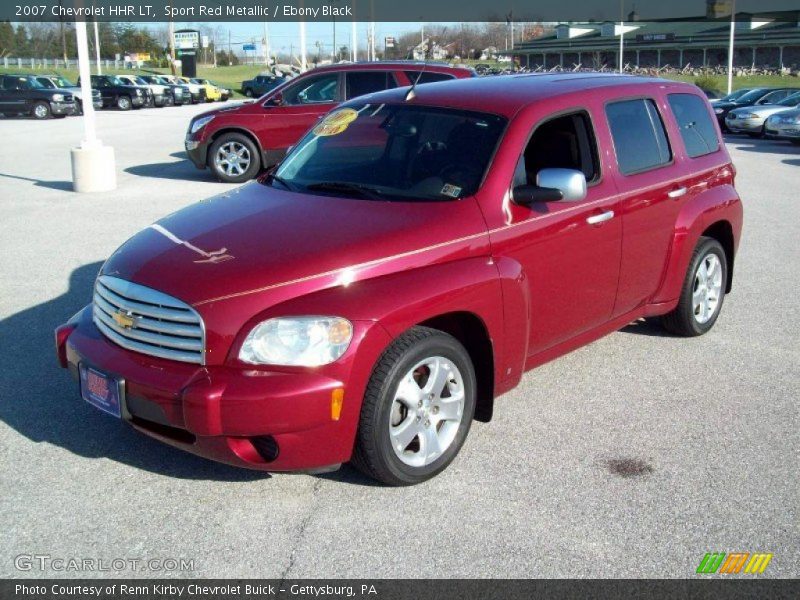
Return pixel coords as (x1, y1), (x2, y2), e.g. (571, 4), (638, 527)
(714, 108), (724, 114)
(189, 115), (215, 134)
(239, 317), (353, 366)
(135, 89), (142, 95)
(52, 93), (64, 101)
(741, 113), (759, 119)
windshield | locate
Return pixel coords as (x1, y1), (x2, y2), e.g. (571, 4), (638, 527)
(108, 76), (125, 86)
(54, 77), (73, 87)
(272, 103), (507, 202)
(778, 92), (800, 107)
(720, 89), (748, 102)
(735, 89), (769, 103)
(36, 77), (55, 88)
(133, 77), (147, 85)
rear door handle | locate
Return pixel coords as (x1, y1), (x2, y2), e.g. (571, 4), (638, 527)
(586, 210), (614, 225)
(668, 187), (687, 199)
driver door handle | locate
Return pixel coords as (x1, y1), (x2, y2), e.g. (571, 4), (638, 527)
(586, 210), (614, 225)
(668, 187), (687, 199)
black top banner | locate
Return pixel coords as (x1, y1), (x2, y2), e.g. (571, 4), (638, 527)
(5, 0), (800, 22)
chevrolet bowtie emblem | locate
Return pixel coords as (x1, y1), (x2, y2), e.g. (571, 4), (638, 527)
(113, 309), (136, 329)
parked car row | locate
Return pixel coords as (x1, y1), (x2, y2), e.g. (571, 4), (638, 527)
(712, 86), (800, 144)
(58, 72), (743, 484)
(0, 73), (230, 119)
(188, 62), (476, 183)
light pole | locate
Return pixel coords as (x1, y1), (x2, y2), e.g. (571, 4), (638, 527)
(71, 18), (116, 193)
(619, 0), (625, 73)
(727, 0), (736, 95)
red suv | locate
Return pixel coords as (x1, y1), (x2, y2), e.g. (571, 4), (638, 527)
(185, 61), (475, 183)
(58, 74), (742, 485)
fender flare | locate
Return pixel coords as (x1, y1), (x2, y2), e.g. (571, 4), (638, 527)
(652, 183), (742, 306)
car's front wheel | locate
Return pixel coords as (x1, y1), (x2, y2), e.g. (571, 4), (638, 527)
(116, 95), (131, 110)
(351, 326), (476, 485)
(32, 101), (51, 119)
(208, 132), (261, 183)
(661, 236), (728, 336)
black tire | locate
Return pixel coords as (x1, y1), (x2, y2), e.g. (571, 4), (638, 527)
(116, 95), (132, 111)
(351, 326), (477, 486)
(32, 101), (51, 120)
(208, 132), (261, 183)
(790, 139), (800, 146)
(244, 88), (254, 97)
(747, 125), (765, 139)
(661, 236), (728, 337)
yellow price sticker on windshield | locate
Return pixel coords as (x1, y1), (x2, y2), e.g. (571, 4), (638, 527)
(313, 108), (359, 137)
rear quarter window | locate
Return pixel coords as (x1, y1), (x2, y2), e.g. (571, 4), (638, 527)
(667, 93), (720, 158)
(405, 71), (455, 84)
(606, 98), (672, 175)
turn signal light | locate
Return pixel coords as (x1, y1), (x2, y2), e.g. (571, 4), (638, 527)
(331, 388), (344, 421)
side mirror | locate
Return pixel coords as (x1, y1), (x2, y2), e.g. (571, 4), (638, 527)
(513, 168), (587, 206)
(536, 168), (587, 202)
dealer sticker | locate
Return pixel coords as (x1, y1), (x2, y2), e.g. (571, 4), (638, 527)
(441, 183), (462, 198)
(313, 108), (359, 137)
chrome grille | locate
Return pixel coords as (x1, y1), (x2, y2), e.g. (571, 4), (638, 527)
(92, 275), (205, 364)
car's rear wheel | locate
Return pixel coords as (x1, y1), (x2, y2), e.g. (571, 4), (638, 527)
(208, 132), (261, 183)
(32, 101), (51, 119)
(351, 326), (476, 486)
(116, 95), (131, 110)
(661, 237), (727, 337)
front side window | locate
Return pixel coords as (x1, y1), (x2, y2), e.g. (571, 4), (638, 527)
(345, 71), (396, 99)
(514, 111), (600, 188)
(758, 90), (791, 105)
(667, 93), (719, 158)
(606, 99), (672, 175)
(283, 73), (339, 105)
(272, 103), (506, 201)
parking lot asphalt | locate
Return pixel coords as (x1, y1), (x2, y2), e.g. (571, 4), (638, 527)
(0, 104), (797, 579)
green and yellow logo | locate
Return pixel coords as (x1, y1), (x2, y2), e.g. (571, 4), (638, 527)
(697, 552), (773, 574)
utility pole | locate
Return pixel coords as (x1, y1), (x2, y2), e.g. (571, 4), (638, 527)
(332, 0), (337, 62)
(59, 0), (67, 63)
(263, 22), (271, 66)
(93, 19), (102, 74)
(168, 0), (176, 75)
(352, 20), (357, 61)
(727, 0), (736, 94)
(300, 21), (307, 71)
(228, 30), (232, 65)
(619, 0), (624, 73)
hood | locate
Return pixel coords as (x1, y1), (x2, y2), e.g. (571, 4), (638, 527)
(101, 182), (487, 309)
(734, 104), (794, 117)
(191, 102), (249, 121)
(768, 108), (800, 119)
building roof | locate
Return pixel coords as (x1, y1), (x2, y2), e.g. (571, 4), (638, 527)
(507, 11), (800, 54)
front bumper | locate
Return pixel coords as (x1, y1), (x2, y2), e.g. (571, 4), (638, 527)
(765, 123), (800, 139)
(56, 307), (383, 472)
(725, 116), (764, 133)
(51, 101), (77, 116)
(131, 95), (145, 107)
(153, 93), (168, 107)
(185, 136), (209, 169)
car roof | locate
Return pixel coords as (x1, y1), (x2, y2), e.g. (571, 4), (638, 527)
(302, 61), (472, 75)
(348, 72), (699, 118)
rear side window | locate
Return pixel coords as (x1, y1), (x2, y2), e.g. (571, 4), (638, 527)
(667, 93), (719, 158)
(606, 99), (672, 175)
(345, 71), (396, 99)
(405, 71), (454, 85)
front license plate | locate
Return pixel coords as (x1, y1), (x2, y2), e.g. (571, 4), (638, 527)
(79, 364), (121, 418)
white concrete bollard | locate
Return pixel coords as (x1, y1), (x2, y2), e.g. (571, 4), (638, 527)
(71, 144), (117, 193)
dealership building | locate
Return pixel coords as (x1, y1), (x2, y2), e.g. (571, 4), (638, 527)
(508, 4), (800, 71)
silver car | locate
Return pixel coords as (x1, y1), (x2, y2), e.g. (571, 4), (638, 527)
(764, 108), (800, 145)
(34, 75), (103, 113)
(726, 91), (800, 137)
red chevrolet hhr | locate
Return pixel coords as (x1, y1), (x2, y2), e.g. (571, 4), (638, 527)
(185, 61), (475, 183)
(58, 74), (742, 485)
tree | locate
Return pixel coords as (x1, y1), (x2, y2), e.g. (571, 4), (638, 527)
(14, 24), (29, 56)
(0, 21), (14, 57)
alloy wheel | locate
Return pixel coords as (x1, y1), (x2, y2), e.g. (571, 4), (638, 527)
(692, 253), (723, 324)
(34, 104), (49, 118)
(214, 141), (251, 177)
(389, 356), (465, 467)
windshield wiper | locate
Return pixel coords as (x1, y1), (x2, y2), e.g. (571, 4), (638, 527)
(267, 172), (294, 191)
(304, 181), (384, 200)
